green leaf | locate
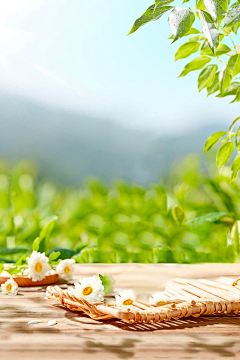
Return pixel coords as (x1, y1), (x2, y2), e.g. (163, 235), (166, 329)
(172, 205), (184, 223)
(229, 116), (240, 132)
(232, 22), (240, 35)
(215, 44), (232, 56)
(0, 264), (4, 273)
(48, 248), (76, 260)
(219, 64), (232, 95)
(188, 35), (201, 42)
(200, 42), (231, 57)
(224, 4), (240, 28)
(216, 141), (234, 168)
(222, 27), (232, 35)
(49, 251), (61, 262)
(200, 40), (214, 55)
(221, 133), (235, 145)
(198, 64), (218, 92)
(175, 42), (200, 61)
(207, 71), (219, 96)
(231, 154), (240, 179)
(203, 0), (228, 22)
(196, 0), (206, 11)
(186, 212), (230, 225)
(128, 4), (173, 35)
(203, 131), (227, 152)
(0, 248), (28, 256)
(153, 5), (174, 20)
(154, 0), (175, 10)
(186, 28), (200, 35)
(199, 10), (219, 53)
(6, 267), (20, 275)
(128, 5), (154, 35)
(235, 127), (240, 151)
(218, 82), (240, 97)
(228, 54), (240, 77)
(15, 254), (27, 266)
(35, 215), (58, 252)
(168, 8), (195, 43)
(231, 87), (240, 103)
(39, 215), (58, 242)
(0, 258), (15, 264)
(179, 56), (211, 77)
(32, 237), (40, 251)
(169, 27), (200, 39)
(99, 274), (113, 294)
(155, 0), (173, 5)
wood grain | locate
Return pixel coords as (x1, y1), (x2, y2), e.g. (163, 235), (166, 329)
(1, 263), (240, 359)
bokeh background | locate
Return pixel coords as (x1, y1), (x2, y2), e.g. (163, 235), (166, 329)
(0, 0), (239, 264)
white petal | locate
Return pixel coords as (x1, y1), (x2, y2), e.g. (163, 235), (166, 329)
(48, 320), (57, 326)
(28, 320), (44, 324)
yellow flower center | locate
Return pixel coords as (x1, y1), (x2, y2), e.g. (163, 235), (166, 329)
(6, 284), (12, 292)
(83, 286), (93, 296)
(123, 299), (133, 305)
(35, 262), (42, 272)
(64, 266), (70, 274)
(158, 301), (165, 306)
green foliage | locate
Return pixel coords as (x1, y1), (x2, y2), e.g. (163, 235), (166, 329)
(0, 159), (239, 264)
(129, 0), (240, 175)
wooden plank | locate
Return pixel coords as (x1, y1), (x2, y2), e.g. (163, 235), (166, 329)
(1, 263), (240, 359)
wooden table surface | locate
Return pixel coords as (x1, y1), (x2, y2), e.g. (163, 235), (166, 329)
(1, 263), (240, 360)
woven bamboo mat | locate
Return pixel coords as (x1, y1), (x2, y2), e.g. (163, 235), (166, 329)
(46, 276), (240, 324)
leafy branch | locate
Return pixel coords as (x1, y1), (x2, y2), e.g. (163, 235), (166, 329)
(128, 0), (240, 177)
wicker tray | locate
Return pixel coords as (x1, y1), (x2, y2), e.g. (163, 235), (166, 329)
(46, 277), (240, 324)
(0, 273), (59, 287)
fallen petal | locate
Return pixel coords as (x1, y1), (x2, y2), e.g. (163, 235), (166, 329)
(48, 320), (57, 326)
(28, 320), (44, 324)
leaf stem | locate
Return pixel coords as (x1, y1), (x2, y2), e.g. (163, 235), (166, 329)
(216, 59), (227, 65)
(230, 34), (237, 50)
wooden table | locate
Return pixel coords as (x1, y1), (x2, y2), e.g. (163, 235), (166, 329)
(1, 263), (240, 359)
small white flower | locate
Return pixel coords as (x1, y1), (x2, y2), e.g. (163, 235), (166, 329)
(74, 275), (104, 302)
(1, 278), (18, 295)
(149, 292), (167, 306)
(48, 320), (57, 326)
(26, 251), (51, 282)
(56, 259), (75, 280)
(115, 290), (136, 306)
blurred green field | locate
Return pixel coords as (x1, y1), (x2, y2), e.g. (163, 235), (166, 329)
(0, 154), (239, 264)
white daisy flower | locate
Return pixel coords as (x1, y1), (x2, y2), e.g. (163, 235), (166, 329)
(1, 278), (18, 295)
(149, 292), (167, 306)
(115, 290), (136, 306)
(56, 259), (75, 280)
(26, 251), (51, 282)
(74, 275), (104, 302)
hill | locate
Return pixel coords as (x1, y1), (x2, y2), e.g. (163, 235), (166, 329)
(0, 93), (218, 185)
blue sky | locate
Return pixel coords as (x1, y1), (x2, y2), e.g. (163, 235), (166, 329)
(0, 0), (239, 135)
